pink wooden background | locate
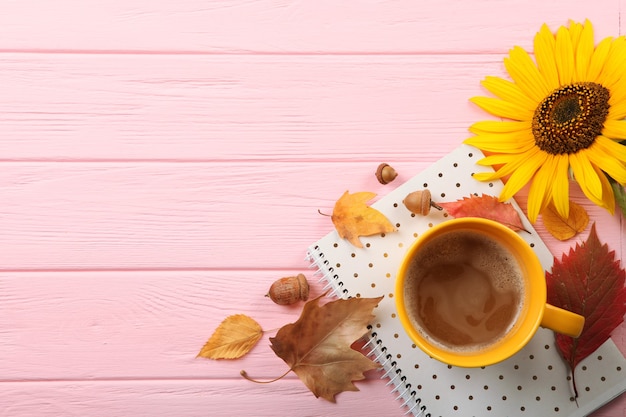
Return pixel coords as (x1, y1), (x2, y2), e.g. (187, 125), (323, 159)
(0, 1), (624, 416)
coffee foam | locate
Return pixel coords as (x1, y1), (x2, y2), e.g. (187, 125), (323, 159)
(404, 230), (524, 353)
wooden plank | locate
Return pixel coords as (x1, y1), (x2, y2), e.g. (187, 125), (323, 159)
(0, 162), (620, 270)
(0, 1), (619, 53)
(0, 270), (334, 380)
(0, 53), (500, 161)
(0, 379), (405, 417)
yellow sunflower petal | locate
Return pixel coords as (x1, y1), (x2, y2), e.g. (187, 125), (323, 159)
(594, 135), (626, 163)
(472, 152), (530, 182)
(608, 78), (626, 106)
(470, 96), (534, 120)
(592, 164), (616, 213)
(569, 151), (603, 202)
(586, 36), (613, 82)
(550, 155), (571, 219)
(555, 26), (575, 86)
(469, 120), (532, 134)
(481, 76), (538, 109)
(464, 131), (535, 153)
(534, 23), (560, 90)
(499, 150), (548, 202)
(586, 141), (626, 183)
(504, 46), (550, 103)
(602, 120), (626, 141)
(568, 20), (584, 57)
(607, 97), (626, 120)
(598, 36), (626, 88)
(527, 155), (557, 222)
(574, 20), (594, 82)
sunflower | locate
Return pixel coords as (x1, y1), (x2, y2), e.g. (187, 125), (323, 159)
(465, 20), (626, 223)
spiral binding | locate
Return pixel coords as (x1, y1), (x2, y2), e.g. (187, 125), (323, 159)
(306, 246), (429, 417)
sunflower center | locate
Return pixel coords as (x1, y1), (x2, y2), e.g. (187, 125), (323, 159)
(532, 82), (610, 155)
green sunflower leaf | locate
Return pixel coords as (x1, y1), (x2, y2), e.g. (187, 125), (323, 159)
(610, 180), (626, 218)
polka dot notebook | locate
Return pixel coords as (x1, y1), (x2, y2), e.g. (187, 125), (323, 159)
(306, 145), (626, 417)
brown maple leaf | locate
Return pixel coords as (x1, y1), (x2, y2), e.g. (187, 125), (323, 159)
(439, 194), (528, 232)
(268, 294), (383, 402)
(331, 191), (396, 248)
(546, 223), (626, 397)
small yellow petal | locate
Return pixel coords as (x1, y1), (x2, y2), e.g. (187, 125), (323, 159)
(555, 26), (575, 85)
(598, 37), (626, 88)
(470, 120), (532, 134)
(481, 76), (538, 109)
(587, 36), (613, 82)
(594, 135), (626, 163)
(550, 156), (571, 219)
(586, 143), (626, 183)
(470, 96), (534, 120)
(534, 24), (560, 91)
(527, 155), (557, 222)
(608, 79), (626, 106)
(574, 20), (594, 82)
(593, 164), (616, 213)
(465, 131), (535, 154)
(607, 98), (626, 120)
(504, 46), (550, 103)
(499, 151), (547, 201)
(569, 151), (603, 202)
(602, 120), (626, 141)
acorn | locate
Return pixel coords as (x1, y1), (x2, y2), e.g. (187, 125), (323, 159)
(266, 273), (310, 305)
(375, 163), (398, 184)
(403, 189), (443, 215)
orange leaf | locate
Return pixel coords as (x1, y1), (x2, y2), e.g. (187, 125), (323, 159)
(270, 294), (383, 402)
(541, 201), (589, 241)
(331, 191), (396, 248)
(438, 194), (527, 232)
(198, 314), (263, 359)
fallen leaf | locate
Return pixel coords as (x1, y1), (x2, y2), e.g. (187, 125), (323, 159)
(541, 201), (589, 241)
(331, 191), (396, 248)
(546, 223), (626, 397)
(198, 314), (263, 359)
(438, 194), (527, 232)
(270, 294), (383, 402)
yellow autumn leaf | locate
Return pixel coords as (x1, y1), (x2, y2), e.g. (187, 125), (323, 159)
(198, 314), (263, 359)
(541, 200), (589, 241)
(331, 191), (396, 248)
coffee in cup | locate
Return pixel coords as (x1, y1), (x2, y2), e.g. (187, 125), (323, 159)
(395, 217), (585, 367)
(404, 229), (523, 351)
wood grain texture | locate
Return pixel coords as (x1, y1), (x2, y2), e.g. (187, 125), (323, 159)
(0, 0), (620, 53)
(0, 379), (402, 417)
(0, 162), (620, 271)
(0, 54), (494, 161)
(1, 1), (625, 416)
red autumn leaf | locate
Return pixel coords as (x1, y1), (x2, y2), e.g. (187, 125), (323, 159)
(438, 194), (527, 232)
(546, 223), (626, 397)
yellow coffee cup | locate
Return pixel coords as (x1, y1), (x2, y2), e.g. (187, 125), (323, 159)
(395, 217), (584, 368)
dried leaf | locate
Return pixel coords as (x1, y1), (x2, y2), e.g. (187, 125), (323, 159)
(438, 194), (527, 232)
(546, 223), (626, 397)
(198, 314), (263, 359)
(541, 201), (589, 241)
(331, 191), (396, 248)
(270, 294), (383, 402)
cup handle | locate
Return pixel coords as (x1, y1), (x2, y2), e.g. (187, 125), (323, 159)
(540, 304), (585, 337)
